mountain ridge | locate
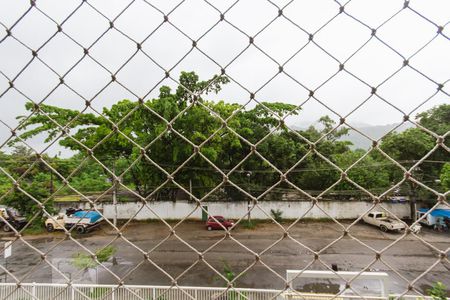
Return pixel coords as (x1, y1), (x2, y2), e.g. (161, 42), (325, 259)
(289, 122), (414, 149)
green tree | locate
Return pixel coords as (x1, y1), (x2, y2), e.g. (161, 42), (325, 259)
(3, 173), (51, 217)
(380, 128), (434, 163)
(333, 149), (391, 193)
(416, 104), (450, 135)
(440, 163), (450, 191)
(12, 71), (447, 205)
(67, 159), (111, 194)
(285, 117), (352, 193)
(0, 173), (10, 196)
(0, 146), (54, 219)
(14, 72), (303, 200)
(379, 104), (449, 216)
(0, 151), (11, 195)
(11, 73), (226, 198)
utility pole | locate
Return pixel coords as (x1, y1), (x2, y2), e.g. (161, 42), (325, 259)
(50, 171), (54, 194)
(50, 154), (57, 194)
(410, 181), (417, 222)
(246, 171), (252, 224)
(112, 162), (118, 227)
(409, 167), (421, 222)
(189, 179), (192, 202)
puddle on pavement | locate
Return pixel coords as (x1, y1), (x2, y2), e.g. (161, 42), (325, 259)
(296, 282), (340, 294)
(294, 280), (449, 298)
(294, 279), (384, 296)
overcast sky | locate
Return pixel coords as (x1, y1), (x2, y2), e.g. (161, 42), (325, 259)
(0, 0), (449, 156)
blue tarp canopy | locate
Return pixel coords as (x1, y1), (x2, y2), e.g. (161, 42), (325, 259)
(418, 208), (450, 218)
(72, 211), (102, 223)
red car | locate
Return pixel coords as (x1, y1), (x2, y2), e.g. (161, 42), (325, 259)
(206, 216), (234, 231)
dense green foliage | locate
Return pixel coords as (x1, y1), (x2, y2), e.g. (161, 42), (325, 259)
(379, 105), (449, 199)
(0, 146), (54, 220)
(0, 147), (112, 219)
(441, 163), (450, 191)
(0, 71), (448, 220)
(427, 281), (448, 300)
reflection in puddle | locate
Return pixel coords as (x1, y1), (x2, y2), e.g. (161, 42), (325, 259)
(294, 279), (384, 296)
(296, 282), (340, 294)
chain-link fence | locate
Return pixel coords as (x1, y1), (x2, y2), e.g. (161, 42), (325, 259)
(0, 0), (449, 300)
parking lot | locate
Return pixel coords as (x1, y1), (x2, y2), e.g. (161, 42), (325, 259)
(1, 220), (449, 295)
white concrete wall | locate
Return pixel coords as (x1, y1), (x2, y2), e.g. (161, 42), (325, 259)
(84, 200), (411, 220)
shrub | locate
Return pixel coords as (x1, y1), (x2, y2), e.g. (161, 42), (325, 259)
(427, 282), (447, 300)
(270, 209), (283, 223)
(242, 220), (256, 229)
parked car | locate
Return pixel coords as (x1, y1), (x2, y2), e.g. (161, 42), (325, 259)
(206, 216), (234, 231)
(433, 217), (449, 232)
(362, 212), (406, 232)
(0, 207), (27, 232)
(65, 207), (82, 216)
(416, 208), (450, 228)
(45, 210), (103, 234)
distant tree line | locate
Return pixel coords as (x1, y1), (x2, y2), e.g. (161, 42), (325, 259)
(0, 72), (448, 219)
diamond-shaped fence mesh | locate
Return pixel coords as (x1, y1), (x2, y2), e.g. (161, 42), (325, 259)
(0, 0), (449, 299)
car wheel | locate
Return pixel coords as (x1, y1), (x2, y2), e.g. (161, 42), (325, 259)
(207, 226), (212, 231)
(380, 225), (388, 232)
(2, 224), (11, 232)
(46, 224), (54, 232)
(76, 226), (86, 234)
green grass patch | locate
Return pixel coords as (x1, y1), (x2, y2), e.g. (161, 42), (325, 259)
(298, 217), (334, 223)
(22, 224), (46, 235)
(241, 220), (258, 229)
(54, 195), (80, 202)
(88, 287), (109, 299)
(72, 246), (116, 269)
(131, 218), (188, 225)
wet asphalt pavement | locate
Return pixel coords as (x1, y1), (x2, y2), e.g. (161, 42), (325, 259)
(1, 220), (449, 296)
